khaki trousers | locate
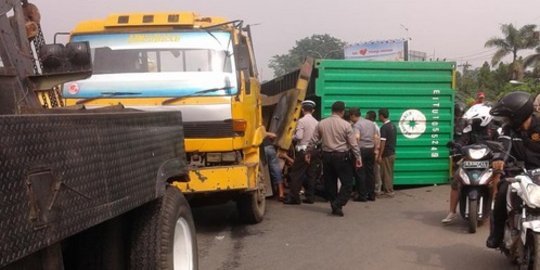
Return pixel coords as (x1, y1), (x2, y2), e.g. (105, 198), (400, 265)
(380, 155), (395, 193)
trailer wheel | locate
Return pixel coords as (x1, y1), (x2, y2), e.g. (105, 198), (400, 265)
(130, 186), (198, 270)
(237, 168), (266, 224)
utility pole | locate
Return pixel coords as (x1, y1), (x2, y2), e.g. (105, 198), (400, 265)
(458, 62), (471, 74)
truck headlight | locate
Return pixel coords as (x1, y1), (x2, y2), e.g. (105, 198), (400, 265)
(221, 152), (237, 162)
(205, 151), (238, 163)
(206, 153), (222, 163)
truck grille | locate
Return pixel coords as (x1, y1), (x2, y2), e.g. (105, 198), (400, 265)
(183, 120), (235, 138)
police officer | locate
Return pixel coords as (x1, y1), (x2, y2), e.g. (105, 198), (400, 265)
(306, 101), (362, 216)
(486, 91), (540, 248)
(284, 100), (319, 205)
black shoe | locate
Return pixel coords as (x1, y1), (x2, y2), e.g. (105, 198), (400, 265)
(302, 198), (315, 204)
(486, 235), (502, 249)
(354, 197), (368, 202)
(367, 196), (376, 201)
(283, 198), (301, 205)
(331, 202), (344, 217)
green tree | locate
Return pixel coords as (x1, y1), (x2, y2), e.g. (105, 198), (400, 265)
(455, 67), (479, 102)
(524, 47), (540, 69)
(484, 23), (538, 80)
(269, 34), (345, 77)
(477, 62), (494, 90)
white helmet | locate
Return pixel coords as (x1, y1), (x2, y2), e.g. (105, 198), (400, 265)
(463, 103), (493, 127)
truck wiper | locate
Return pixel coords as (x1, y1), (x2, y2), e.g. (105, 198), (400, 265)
(75, 92), (142, 105)
(161, 87), (232, 105)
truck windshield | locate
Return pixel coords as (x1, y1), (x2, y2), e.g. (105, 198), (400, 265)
(91, 48), (231, 74)
(66, 31), (237, 98)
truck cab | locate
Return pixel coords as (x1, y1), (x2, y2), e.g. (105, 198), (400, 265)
(64, 12), (267, 223)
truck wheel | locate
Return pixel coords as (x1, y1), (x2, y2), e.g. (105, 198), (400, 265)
(237, 170), (266, 224)
(130, 186), (198, 270)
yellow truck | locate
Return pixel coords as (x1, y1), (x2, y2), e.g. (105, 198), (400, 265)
(62, 12), (311, 223)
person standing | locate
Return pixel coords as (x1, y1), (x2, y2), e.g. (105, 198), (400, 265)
(306, 101), (362, 216)
(263, 132), (285, 200)
(377, 108), (397, 197)
(350, 108), (379, 201)
(366, 111), (382, 195)
(284, 100), (319, 205)
(475, 91), (486, 104)
(486, 91), (540, 248)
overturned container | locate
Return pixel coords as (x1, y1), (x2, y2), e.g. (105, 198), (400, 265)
(315, 60), (455, 185)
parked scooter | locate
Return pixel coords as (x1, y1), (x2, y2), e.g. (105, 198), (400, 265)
(500, 166), (540, 269)
(452, 142), (494, 233)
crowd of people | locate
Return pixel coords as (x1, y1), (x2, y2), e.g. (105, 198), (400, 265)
(265, 100), (397, 217)
(437, 90), (540, 250)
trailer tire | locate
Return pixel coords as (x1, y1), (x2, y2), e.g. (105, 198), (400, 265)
(130, 186), (198, 270)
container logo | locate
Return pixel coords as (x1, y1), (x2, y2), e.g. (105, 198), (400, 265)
(399, 109), (426, 139)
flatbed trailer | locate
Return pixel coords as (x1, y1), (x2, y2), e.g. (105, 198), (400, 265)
(0, 1), (198, 269)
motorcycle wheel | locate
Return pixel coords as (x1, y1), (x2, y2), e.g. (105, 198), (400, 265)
(521, 232), (540, 270)
(467, 199), (478, 234)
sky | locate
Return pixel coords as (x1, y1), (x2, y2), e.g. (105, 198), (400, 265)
(34, 0), (540, 80)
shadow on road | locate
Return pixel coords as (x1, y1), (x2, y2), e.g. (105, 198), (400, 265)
(401, 209), (490, 235)
(191, 202), (240, 233)
(397, 243), (509, 270)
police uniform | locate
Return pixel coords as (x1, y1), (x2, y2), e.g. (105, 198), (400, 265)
(308, 110), (361, 215)
(284, 100), (319, 204)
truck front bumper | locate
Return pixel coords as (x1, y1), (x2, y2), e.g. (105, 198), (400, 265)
(172, 165), (254, 193)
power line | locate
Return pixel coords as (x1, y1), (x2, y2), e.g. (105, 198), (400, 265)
(446, 48), (498, 60)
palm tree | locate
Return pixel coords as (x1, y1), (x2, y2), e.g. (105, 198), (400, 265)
(485, 24), (539, 66)
(524, 47), (540, 68)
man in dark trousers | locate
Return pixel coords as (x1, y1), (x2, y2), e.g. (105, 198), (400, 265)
(486, 91), (540, 248)
(377, 108), (397, 198)
(284, 100), (319, 205)
(350, 108), (380, 201)
(306, 101), (362, 216)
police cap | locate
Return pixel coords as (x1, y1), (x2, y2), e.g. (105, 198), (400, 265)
(301, 100), (316, 109)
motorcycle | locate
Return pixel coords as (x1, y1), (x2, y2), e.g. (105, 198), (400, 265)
(452, 142), (494, 233)
(501, 167), (540, 269)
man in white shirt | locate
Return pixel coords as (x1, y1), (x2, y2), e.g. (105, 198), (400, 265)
(284, 100), (320, 205)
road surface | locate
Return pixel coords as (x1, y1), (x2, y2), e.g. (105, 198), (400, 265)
(193, 185), (510, 270)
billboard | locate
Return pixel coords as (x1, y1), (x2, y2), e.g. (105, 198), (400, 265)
(409, 50), (427, 61)
(344, 39), (407, 61)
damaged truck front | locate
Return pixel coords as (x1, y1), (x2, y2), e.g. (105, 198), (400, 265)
(61, 11), (313, 224)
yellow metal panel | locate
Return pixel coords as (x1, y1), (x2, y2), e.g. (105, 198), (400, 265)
(64, 96), (231, 107)
(72, 20), (106, 34)
(104, 12), (196, 27)
(186, 138), (237, 152)
(72, 12), (229, 34)
(172, 166), (252, 193)
(276, 58), (314, 149)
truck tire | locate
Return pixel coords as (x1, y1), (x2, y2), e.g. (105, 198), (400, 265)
(237, 169), (266, 224)
(130, 186), (198, 270)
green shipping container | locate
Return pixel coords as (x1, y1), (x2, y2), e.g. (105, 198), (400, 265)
(315, 60), (455, 185)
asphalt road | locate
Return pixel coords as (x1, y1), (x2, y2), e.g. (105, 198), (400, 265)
(192, 185), (511, 270)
